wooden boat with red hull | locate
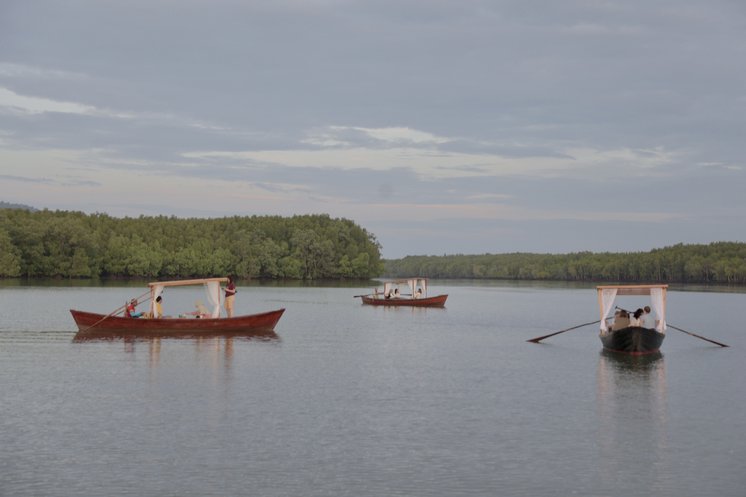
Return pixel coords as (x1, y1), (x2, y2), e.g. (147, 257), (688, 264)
(70, 277), (285, 337)
(356, 278), (448, 308)
(70, 308), (285, 335)
(597, 284), (668, 355)
(359, 293), (448, 307)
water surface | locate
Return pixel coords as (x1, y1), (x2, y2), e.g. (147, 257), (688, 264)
(1, 282), (744, 496)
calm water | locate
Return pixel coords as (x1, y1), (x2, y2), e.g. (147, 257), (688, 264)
(1, 281), (744, 497)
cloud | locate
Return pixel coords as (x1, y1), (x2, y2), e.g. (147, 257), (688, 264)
(301, 125), (450, 148)
(182, 138), (679, 182)
(0, 174), (56, 185)
(0, 85), (252, 146)
(347, 126), (450, 145)
(0, 62), (87, 80)
(0, 87), (101, 116)
(0, 170), (102, 187)
(0, 172), (100, 187)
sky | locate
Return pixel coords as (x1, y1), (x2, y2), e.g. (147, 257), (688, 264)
(1, 0), (745, 258)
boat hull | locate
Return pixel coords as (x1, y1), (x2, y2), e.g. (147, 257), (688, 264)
(599, 326), (665, 355)
(359, 294), (448, 307)
(70, 308), (285, 336)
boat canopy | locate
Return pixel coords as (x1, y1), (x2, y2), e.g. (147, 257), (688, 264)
(148, 278), (229, 319)
(382, 278), (428, 298)
(597, 284), (667, 333)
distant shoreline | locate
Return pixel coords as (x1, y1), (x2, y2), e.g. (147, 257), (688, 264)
(383, 242), (746, 285)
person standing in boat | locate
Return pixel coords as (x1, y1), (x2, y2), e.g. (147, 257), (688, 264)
(224, 276), (237, 318)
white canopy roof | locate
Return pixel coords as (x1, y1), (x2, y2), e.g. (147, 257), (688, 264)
(148, 277), (229, 288)
(596, 284), (668, 296)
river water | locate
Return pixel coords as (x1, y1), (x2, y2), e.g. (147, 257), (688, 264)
(1, 281), (744, 497)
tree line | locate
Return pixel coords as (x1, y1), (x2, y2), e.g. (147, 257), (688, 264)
(0, 209), (384, 280)
(3, 206), (743, 284)
(384, 242), (746, 284)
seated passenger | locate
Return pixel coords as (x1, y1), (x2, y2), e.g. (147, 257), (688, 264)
(124, 299), (143, 318)
(612, 310), (630, 331)
(629, 308), (644, 327)
(195, 301), (210, 318)
(641, 306), (654, 328)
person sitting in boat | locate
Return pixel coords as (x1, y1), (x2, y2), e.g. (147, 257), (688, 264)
(393, 288), (401, 298)
(414, 287), (423, 299)
(629, 308), (644, 327)
(612, 309), (629, 330)
(641, 306), (654, 328)
(124, 299), (143, 318)
(154, 295), (163, 319)
(187, 300), (210, 319)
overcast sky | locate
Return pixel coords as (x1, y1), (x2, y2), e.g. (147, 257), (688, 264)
(1, 0), (745, 258)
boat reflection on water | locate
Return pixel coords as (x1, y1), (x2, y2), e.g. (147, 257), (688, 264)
(73, 330), (280, 370)
(72, 329), (279, 343)
(596, 349), (670, 491)
(599, 348), (664, 369)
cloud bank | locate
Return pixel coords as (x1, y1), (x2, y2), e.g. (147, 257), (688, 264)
(1, 0), (744, 257)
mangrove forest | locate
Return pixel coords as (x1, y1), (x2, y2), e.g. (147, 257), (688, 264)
(0, 209), (384, 280)
(2, 206), (744, 285)
(384, 242), (746, 284)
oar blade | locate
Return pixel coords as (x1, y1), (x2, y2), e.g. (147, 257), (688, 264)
(668, 324), (729, 348)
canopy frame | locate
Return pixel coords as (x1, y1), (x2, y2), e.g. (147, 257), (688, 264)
(381, 278), (429, 298)
(597, 284), (667, 333)
(148, 278), (229, 318)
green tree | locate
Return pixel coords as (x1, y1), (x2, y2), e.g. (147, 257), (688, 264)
(0, 227), (21, 277)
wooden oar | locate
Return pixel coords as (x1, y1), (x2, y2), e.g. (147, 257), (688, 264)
(79, 289), (152, 332)
(668, 323), (729, 348)
(527, 319), (601, 343)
